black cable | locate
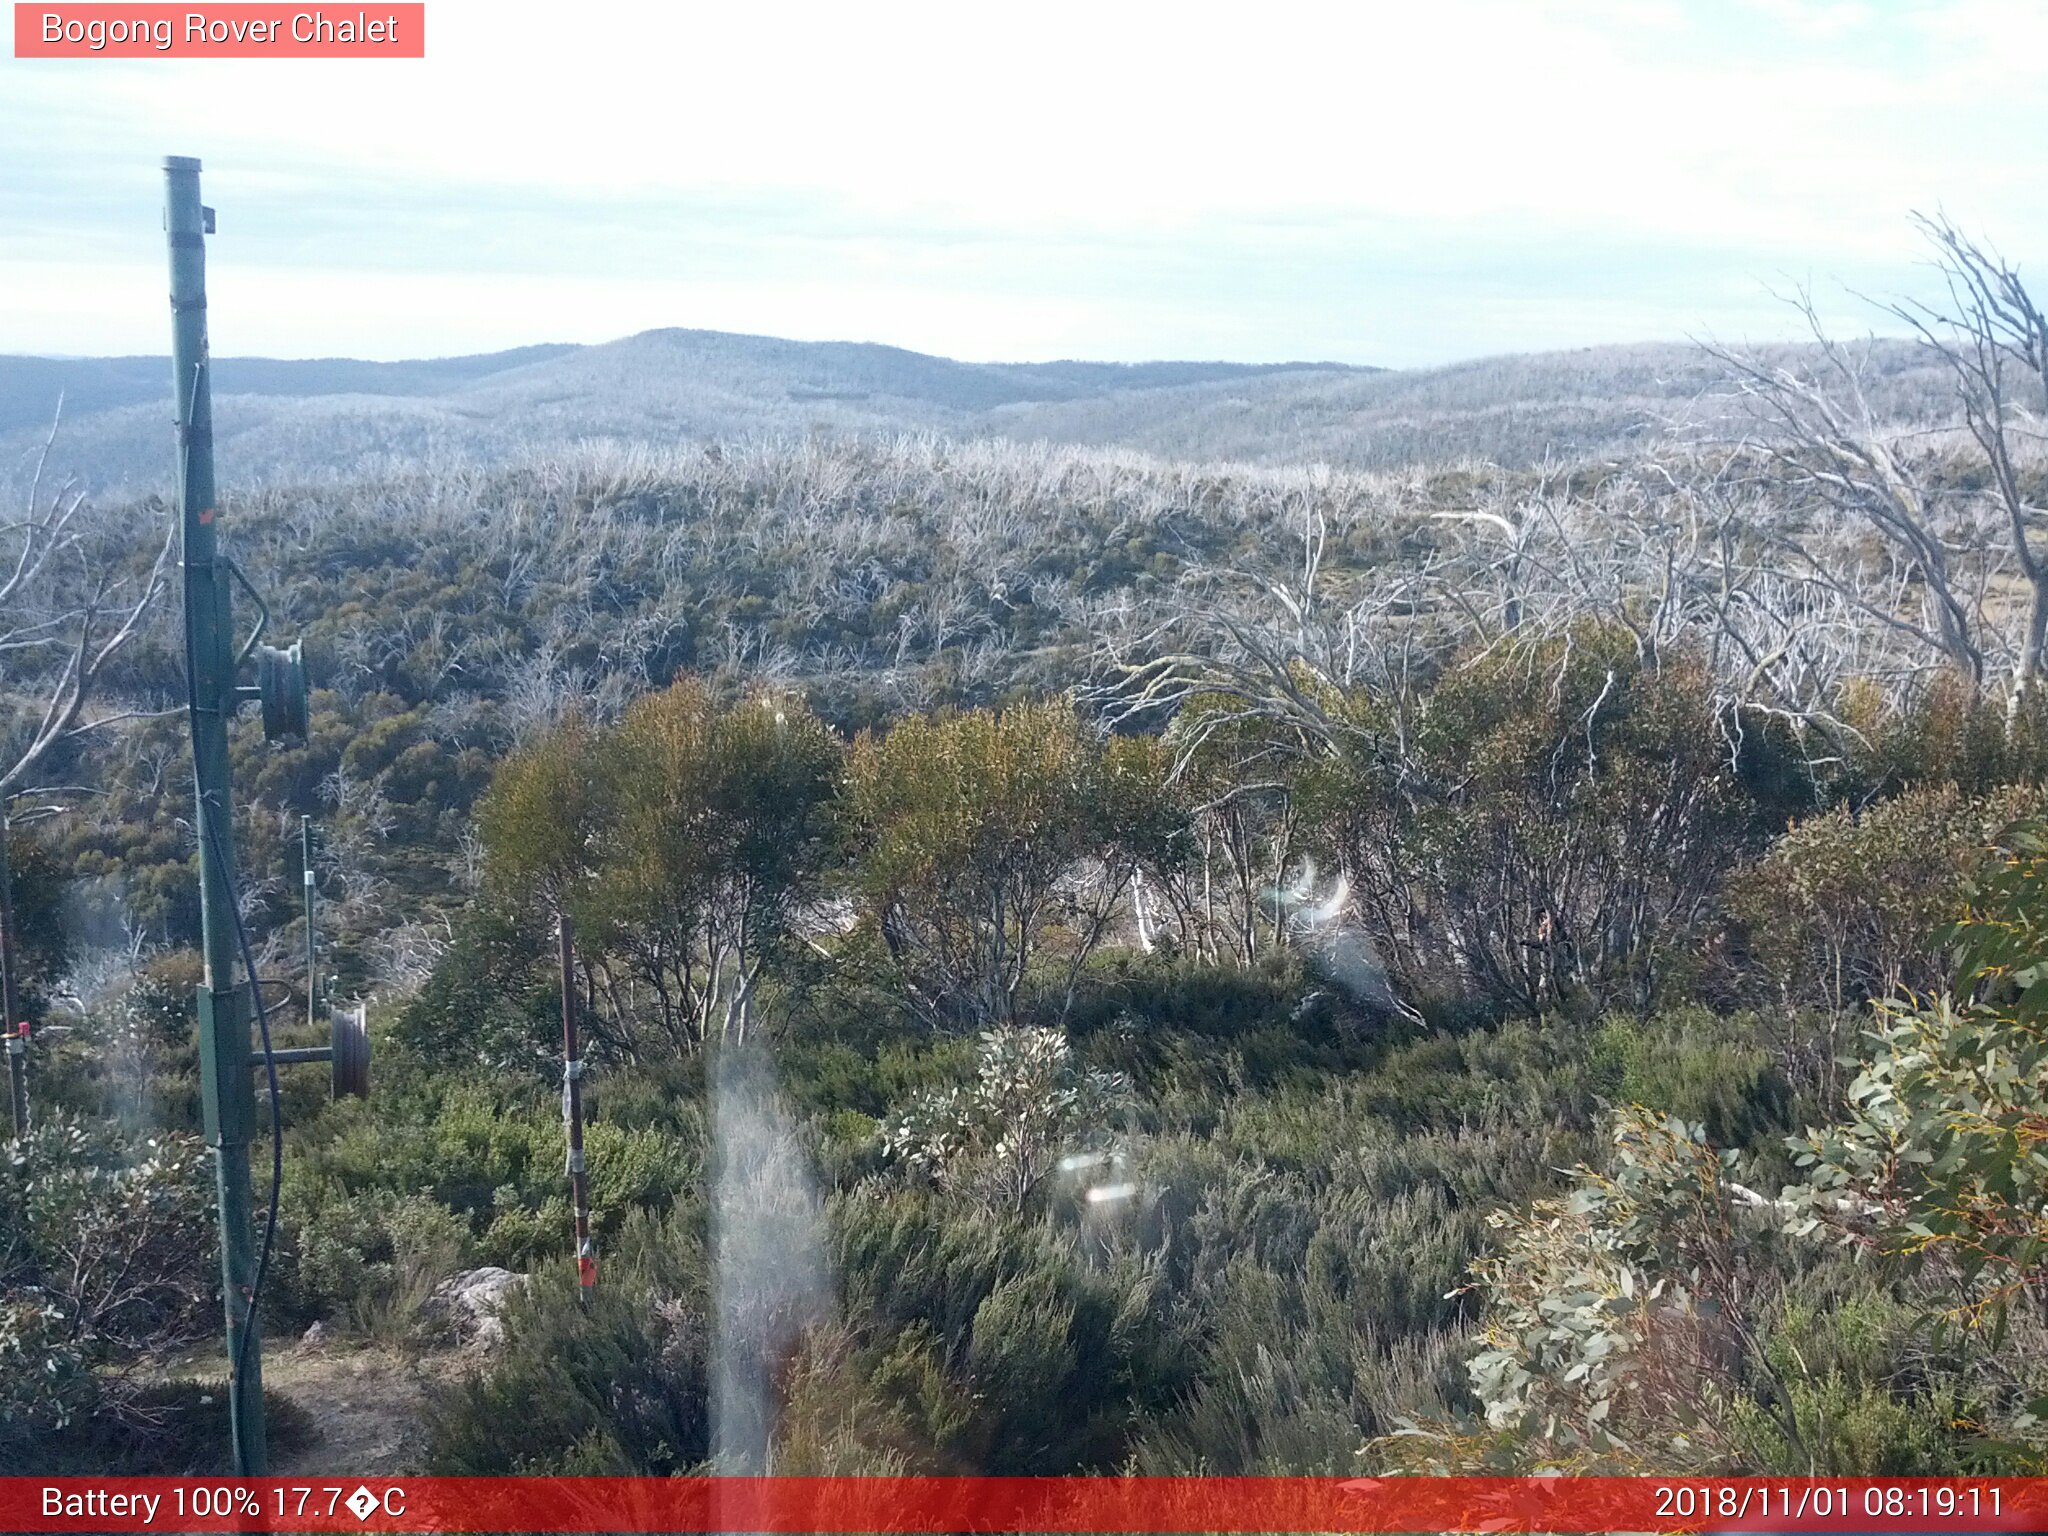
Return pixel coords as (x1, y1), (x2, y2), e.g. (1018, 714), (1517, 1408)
(204, 814), (283, 1402)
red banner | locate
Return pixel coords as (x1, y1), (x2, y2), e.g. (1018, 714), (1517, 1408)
(3, 1476), (2046, 1533)
(13, 4), (424, 57)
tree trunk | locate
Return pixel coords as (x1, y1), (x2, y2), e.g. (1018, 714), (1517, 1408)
(2009, 572), (2048, 731)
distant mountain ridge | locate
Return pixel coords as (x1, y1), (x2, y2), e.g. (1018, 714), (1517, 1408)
(0, 344), (582, 439)
(0, 328), (1366, 491)
(0, 325), (1950, 494)
(0, 330), (1344, 440)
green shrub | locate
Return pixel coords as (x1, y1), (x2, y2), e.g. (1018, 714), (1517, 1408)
(1781, 818), (2048, 1462)
(1309, 626), (1792, 1017)
(1726, 783), (2042, 1012)
(0, 1112), (216, 1466)
(1067, 950), (1390, 1101)
(883, 1026), (1131, 1217)
(1735, 1375), (1973, 1476)
(1348, 1018), (1602, 1136)
(1738, 1284), (1986, 1475)
(32, 953), (202, 1134)
(1836, 672), (2048, 801)
(1590, 1007), (1797, 1161)
(5, 1113), (214, 1354)
(1126, 1329), (1364, 1474)
(12, 1379), (313, 1475)
(0, 1294), (94, 1444)
(0, 822), (73, 1016)
(778, 1034), (974, 1124)
(390, 907), (561, 1072)
(844, 700), (1169, 1031)
(428, 1205), (711, 1474)
(858, 1322), (978, 1464)
(350, 1196), (472, 1345)
(831, 1188), (1174, 1471)
(964, 1269), (1086, 1467)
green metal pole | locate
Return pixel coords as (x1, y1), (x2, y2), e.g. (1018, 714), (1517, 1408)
(166, 155), (265, 1476)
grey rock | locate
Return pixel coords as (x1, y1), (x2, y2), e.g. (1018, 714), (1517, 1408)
(422, 1266), (527, 1347)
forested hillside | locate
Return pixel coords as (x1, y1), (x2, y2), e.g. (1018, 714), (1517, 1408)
(0, 331), (1359, 493)
(0, 328), (1965, 495)
(8, 225), (2048, 1478)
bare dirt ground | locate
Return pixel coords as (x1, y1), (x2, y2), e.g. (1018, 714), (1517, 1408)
(263, 1341), (446, 1476)
(156, 1338), (460, 1475)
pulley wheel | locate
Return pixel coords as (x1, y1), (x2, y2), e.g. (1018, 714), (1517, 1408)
(257, 640), (310, 742)
(330, 1004), (370, 1099)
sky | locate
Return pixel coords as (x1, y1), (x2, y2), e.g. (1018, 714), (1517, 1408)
(4, 0), (2046, 367)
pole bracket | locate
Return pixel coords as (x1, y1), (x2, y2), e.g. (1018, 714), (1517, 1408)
(196, 984), (254, 1149)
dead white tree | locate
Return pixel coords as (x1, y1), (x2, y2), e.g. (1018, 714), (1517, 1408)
(1705, 308), (1989, 691)
(1, 405), (176, 802)
(1092, 503), (1446, 970)
(1887, 212), (2048, 716)
(1442, 467), (1890, 764)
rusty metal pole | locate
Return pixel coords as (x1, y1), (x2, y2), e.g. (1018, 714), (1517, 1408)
(558, 912), (595, 1302)
(301, 816), (317, 1031)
